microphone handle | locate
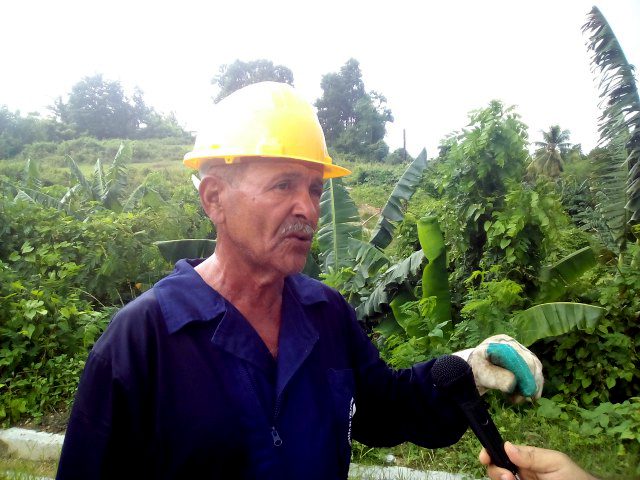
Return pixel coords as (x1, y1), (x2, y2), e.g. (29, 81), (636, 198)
(460, 399), (519, 476)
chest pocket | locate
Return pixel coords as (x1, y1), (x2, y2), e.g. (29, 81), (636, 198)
(327, 368), (356, 451)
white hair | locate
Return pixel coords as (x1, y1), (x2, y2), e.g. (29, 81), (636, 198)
(198, 160), (248, 185)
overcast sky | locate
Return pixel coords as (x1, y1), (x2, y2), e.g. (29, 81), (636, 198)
(2, 1), (639, 157)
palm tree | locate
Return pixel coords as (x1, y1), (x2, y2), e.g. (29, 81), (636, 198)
(528, 125), (571, 177)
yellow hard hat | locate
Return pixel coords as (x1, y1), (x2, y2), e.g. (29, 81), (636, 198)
(184, 81), (351, 179)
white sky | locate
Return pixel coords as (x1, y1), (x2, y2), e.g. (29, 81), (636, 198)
(2, 0), (639, 157)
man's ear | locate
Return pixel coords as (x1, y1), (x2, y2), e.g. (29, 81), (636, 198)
(199, 175), (225, 224)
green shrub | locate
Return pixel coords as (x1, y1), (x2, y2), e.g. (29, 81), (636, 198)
(0, 258), (111, 423)
(537, 258), (640, 406)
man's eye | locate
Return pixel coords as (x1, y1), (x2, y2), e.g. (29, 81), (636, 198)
(275, 181), (290, 190)
(310, 186), (323, 198)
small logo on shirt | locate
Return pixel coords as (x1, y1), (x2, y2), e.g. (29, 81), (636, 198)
(347, 397), (356, 445)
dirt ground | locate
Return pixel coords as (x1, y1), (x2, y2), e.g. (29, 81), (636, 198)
(15, 410), (69, 434)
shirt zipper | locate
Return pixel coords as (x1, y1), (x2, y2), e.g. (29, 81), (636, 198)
(271, 395), (283, 447)
(242, 363), (283, 447)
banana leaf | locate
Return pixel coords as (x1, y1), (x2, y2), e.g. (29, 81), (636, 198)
(386, 216), (451, 336)
(66, 155), (93, 199)
(538, 246), (597, 302)
(302, 252), (321, 279)
(154, 239), (216, 264)
(15, 187), (85, 220)
(123, 185), (165, 212)
(356, 250), (425, 320)
(389, 290), (421, 337)
(417, 216), (451, 325)
(583, 6), (640, 224)
(512, 302), (605, 347)
(369, 148), (428, 248)
(102, 143), (128, 211)
(93, 158), (105, 199)
(14, 188), (64, 210)
(317, 178), (362, 271)
(23, 158), (41, 189)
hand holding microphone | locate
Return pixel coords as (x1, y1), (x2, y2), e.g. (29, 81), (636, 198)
(432, 354), (521, 479)
(480, 442), (600, 480)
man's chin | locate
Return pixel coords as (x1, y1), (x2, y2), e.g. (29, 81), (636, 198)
(281, 253), (311, 276)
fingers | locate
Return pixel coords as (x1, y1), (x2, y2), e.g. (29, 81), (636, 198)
(504, 442), (569, 472)
(479, 447), (490, 465)
(480, 445), (518, 480)
(469, 354), (517, 393)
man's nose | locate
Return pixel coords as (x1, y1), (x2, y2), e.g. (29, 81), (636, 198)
(292, 188), (320, 221)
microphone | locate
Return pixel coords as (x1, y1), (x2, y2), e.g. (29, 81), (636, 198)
(432, 354), (520, 479)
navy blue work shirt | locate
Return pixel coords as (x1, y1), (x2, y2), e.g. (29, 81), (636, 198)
(57, 259), (467, 479)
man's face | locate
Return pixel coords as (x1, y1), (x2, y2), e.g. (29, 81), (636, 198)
(219, 159), (324, 277)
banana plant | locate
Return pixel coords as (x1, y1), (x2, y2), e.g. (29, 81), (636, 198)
(61, 143), (130, 211)
(8, 147), (163, 219)
(582, 7), (640, 259)
(369, 149), (427, 248)
(362, 216), (604, 348)
(387, 216), (451, 338)
(314, 150), (430, 302)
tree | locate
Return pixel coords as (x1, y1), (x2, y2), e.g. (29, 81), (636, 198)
(431, 101), (530, 283)
(53, 74), (138, 139)
(315, 59), (393, 161)
(52, 75), (188, 140)
(0, 107), (61, 158)
(528, 125), (571, 177)
(212, 59), (294, 103)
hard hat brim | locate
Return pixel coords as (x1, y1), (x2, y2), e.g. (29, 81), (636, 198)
(183, 153), (351, 179)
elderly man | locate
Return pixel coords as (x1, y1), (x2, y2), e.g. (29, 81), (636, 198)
(57, 82), (542, 479)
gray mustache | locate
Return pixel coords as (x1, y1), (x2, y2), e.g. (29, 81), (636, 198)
(280, 222), (316, 236)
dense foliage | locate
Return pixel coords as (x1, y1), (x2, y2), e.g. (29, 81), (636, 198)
(1, 10), (639, 476)
(1, 76), (191, 160)
(0, 146), (213, 422)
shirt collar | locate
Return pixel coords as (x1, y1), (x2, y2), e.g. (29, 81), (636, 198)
(154, 259), (328, 335)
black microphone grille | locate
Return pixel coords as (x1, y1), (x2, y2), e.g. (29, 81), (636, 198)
(431, 354), (473, 390)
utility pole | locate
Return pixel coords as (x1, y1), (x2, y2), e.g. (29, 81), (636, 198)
(403, 129), (407, 163)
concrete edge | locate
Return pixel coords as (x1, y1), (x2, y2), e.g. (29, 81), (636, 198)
(0, 428), (64, 462)
(0, 428), (482, 480)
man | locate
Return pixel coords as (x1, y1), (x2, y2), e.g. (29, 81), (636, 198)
(57, 82), (542, 479)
